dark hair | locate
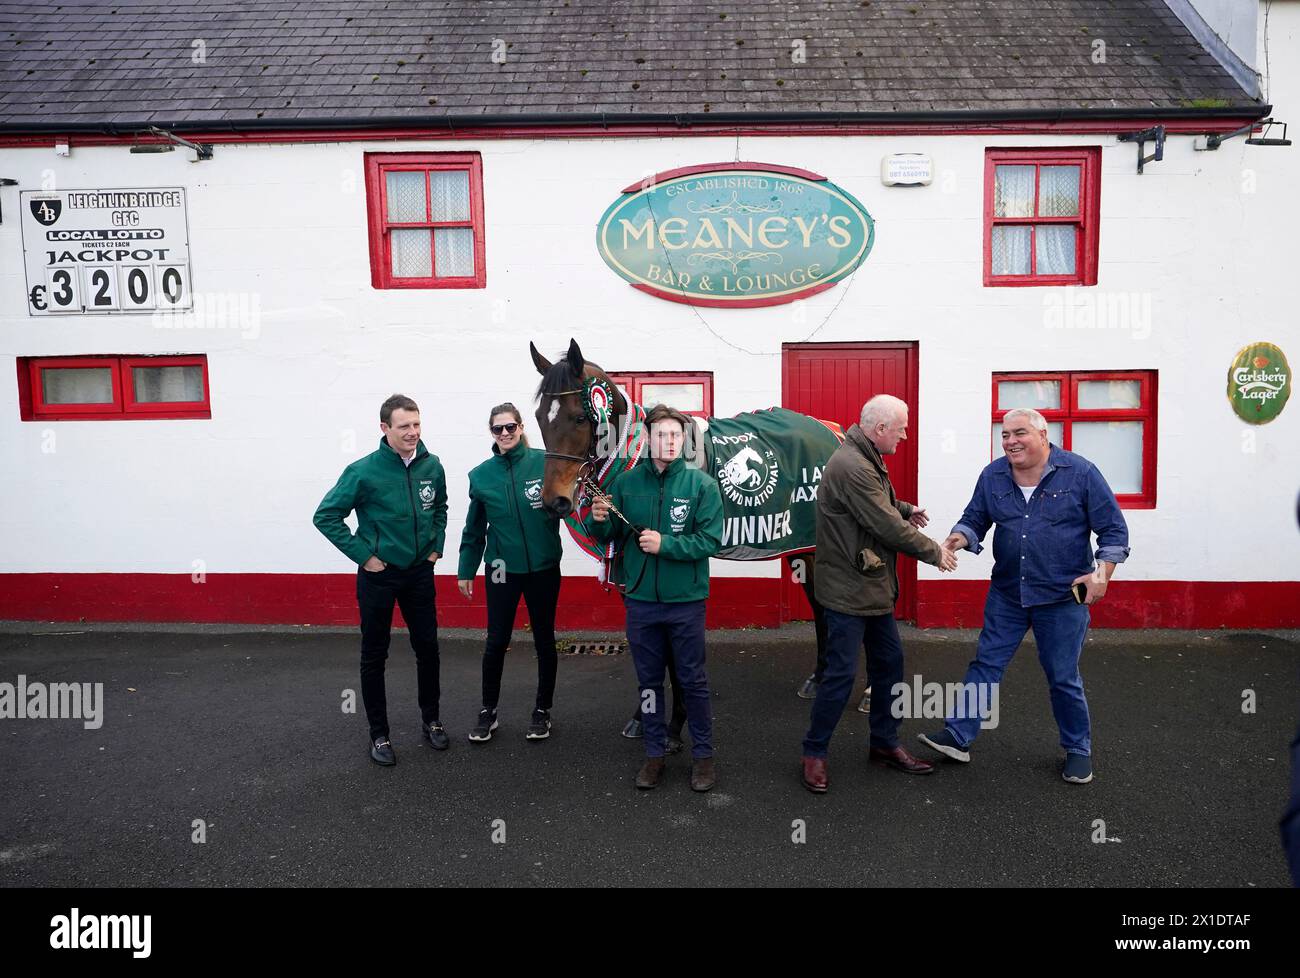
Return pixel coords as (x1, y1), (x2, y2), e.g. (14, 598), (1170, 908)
(489, 401), (529, 448)
(646, 403), (691, 432)
(380, 394), (419, 426)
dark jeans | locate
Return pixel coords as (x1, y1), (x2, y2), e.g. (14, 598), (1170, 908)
(625, 598), (713, 759)
(814, 644), (872, 692)
(1284, 724), (1300, 887)
(802, 608), (905, 758)
(629, 656), (687, 735)
(482, 564), (562, 712)
(357, 561), (440, 741)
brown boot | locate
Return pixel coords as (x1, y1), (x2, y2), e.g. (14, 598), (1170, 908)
(801, 756), (829, 793)
(635, 756), (666, 789)
(690, 757), (717, 792)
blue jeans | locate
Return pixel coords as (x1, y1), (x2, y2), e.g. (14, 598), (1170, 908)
(947, 586), (1092, 755)
(802, 608), (905, 758)
(625, 598), (713, 759)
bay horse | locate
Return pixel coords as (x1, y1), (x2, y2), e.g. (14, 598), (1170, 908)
(531, 339), (871, 734)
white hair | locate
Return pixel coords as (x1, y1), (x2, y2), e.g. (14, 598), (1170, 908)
(1002, 407), (1049, 432)
(860, 394), (908, 431)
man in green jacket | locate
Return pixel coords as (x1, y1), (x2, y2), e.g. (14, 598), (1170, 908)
(313, 394), (449, 766)
(591, 404), (724, 792)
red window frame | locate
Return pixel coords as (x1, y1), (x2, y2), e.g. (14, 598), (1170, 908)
(991, 370), (1156, 508)
(18, 355), (212, 421)
(984, 147), (1101, 287)
(364, 152), (486, 290)
(607, 371), (714, 418)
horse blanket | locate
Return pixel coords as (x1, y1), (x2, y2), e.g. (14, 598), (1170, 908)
(564, 404), (843, 576)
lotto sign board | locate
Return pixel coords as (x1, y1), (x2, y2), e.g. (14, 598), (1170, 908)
(20, 187), (193, 316)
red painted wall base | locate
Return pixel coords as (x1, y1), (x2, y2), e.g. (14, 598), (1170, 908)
(0, 573), (783, 631)
(0, 575), (1295, 630)
(914, 580), (1300, 629)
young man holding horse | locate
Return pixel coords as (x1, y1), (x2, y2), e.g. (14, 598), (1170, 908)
(530, 339), (841, 744)
(590, 404), (725, 792)
(313, 394), (450, 766)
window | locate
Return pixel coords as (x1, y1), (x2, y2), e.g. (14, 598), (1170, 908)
(607, 372), (713, 417)
(365, 152), (486, 290)
(17, 355), (211, 421)
(992, 371), (1156, 508)
(984, 148), (1100, 286)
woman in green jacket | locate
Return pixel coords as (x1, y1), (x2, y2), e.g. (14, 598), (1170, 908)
(457, 403), (564, 742)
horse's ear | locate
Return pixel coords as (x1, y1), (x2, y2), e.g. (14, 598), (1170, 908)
(530, 341), (552, 377)
(566, 338), (585, 377)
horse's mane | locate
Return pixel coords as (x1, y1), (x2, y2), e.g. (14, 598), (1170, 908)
(535, 357), (609, 399)
(535, 361), (575, 399)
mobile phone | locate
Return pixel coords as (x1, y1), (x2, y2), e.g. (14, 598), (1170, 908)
(1071, 582), (1088, 604)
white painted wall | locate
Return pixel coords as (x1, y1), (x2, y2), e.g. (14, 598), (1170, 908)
(1184, 0), (1260, 67)
(1, 112), (1297, 587)
(1259, 0), (1300, 104)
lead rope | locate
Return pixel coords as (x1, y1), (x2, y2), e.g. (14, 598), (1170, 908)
(584, 404), (646, 592)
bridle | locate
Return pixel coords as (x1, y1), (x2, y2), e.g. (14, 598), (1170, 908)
(539, 379), (637, 530)
(539, 372), (652, 593)
(538, 384), (599, 483)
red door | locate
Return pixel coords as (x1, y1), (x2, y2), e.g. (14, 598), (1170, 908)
(781, 341), (920, 621)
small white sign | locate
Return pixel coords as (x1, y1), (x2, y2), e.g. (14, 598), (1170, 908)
(20, 187), (193, 316)
(881, 153), (933, 187)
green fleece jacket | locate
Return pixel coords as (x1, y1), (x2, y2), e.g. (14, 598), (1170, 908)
(313, 437), (448, 569)
(457, 442), (563, 579)
(590, 454), (724, 603)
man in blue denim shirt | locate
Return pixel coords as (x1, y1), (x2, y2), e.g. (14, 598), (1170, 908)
(918, 408), (1130, 784)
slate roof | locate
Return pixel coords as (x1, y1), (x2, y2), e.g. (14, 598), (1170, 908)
(0, 0), (1264, 130)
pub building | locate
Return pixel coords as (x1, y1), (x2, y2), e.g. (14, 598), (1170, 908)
(0, 0), (1295, 630)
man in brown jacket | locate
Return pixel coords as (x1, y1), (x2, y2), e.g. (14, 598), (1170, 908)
(800, 394), (957, 793)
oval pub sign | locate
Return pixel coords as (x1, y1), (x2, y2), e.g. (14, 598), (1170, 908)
(1227, 341), (1291, 424)
(596, 162), (874, 308)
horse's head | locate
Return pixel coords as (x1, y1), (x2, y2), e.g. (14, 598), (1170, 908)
(531, 338), (627, 518)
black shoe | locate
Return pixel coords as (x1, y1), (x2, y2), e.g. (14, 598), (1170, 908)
(797, 675), (820, 699)
(370, 737), (396, 766)
(526, 708), (552, 740)
(621, 718), (644, 739)
(666, 729), (685, 755)
(467, 709), (498, 743)
(1062, 752), (1094, 784)
(422, 720), (449, 750)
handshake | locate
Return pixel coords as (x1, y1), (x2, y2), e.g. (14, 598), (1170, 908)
(911, 508), (961, 573)
(937, 530), (968, 572)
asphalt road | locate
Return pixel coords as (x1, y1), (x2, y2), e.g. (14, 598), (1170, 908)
(1, 622), (1296, 887)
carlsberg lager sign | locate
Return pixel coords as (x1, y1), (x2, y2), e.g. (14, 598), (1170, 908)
(1228, 342), (1291, 424)
(596, 162), (874, 308)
